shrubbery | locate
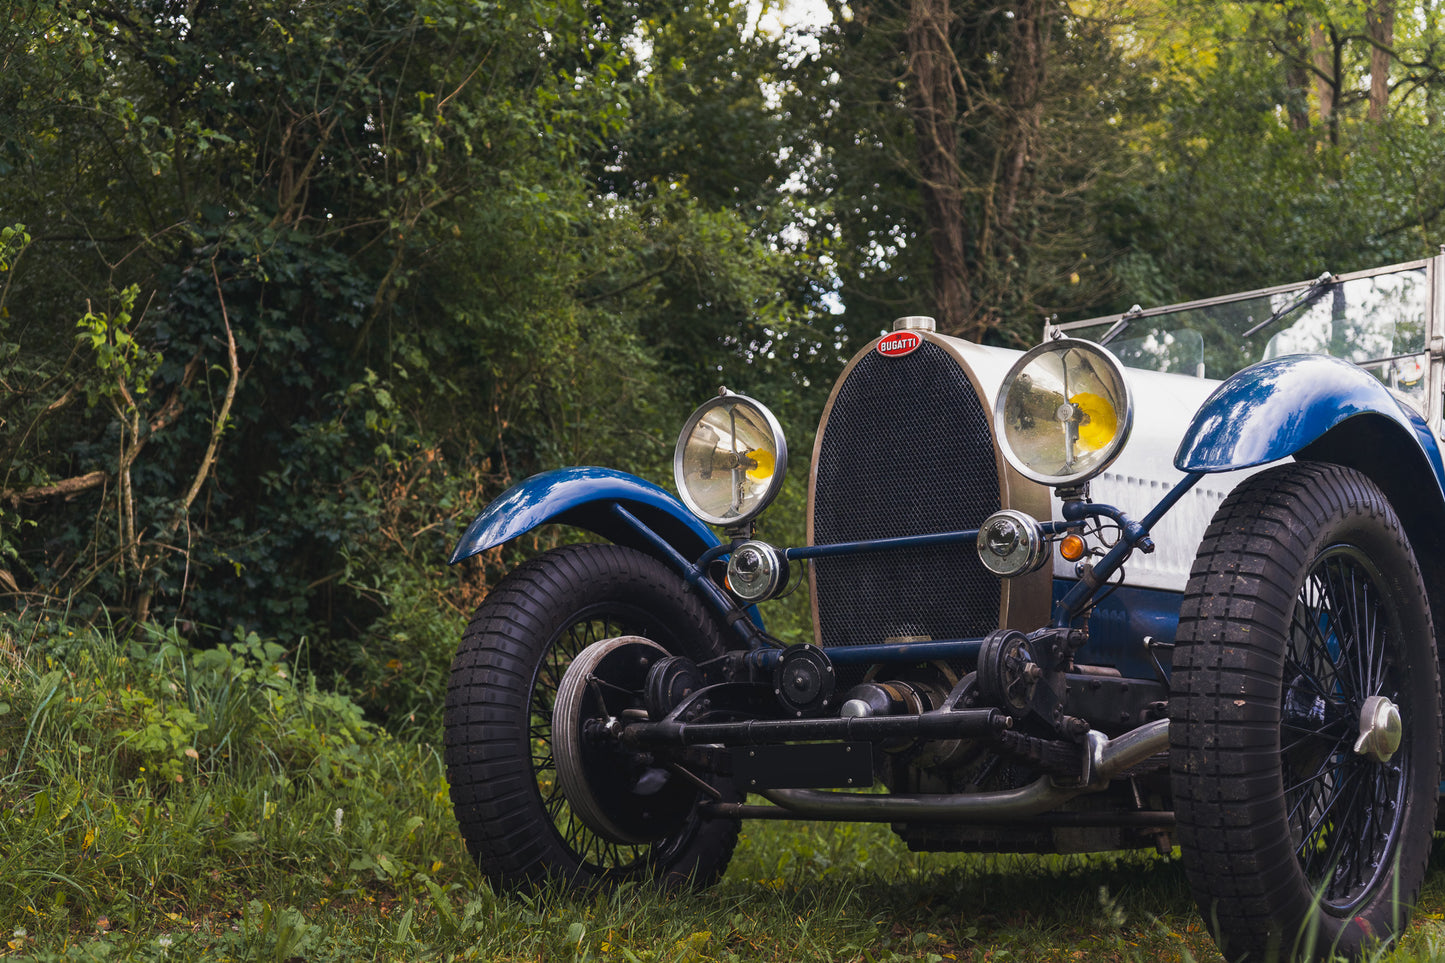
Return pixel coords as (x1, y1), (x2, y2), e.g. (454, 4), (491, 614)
(0, 1), (831, 735)
(0, 611), (464, 956)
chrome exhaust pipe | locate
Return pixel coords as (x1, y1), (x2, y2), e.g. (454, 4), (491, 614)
(758, 719), (1169, 823)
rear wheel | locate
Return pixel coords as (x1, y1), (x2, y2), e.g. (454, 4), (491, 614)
(1171, 463), (1441, 961)
(444, 543), (739, 888)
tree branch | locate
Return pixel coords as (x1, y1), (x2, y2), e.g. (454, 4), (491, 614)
(131, 258), (243, 624)
(164, 258), (242, 537)
(1, 471), (109, 504)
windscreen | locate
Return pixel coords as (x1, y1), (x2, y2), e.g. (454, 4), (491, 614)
(1061, 265), (1429, 405)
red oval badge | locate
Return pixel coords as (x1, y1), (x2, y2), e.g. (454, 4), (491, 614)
(877, 331), (922, 357)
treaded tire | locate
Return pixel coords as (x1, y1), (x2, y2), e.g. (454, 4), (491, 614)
(1171, 463), (1441, 962)
(444, 543), (739, 889)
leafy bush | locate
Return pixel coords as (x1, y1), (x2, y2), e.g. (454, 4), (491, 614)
(0, 1), (830, 735)
(0, 611), (460, 946)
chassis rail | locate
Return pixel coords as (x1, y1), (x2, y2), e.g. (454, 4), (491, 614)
(750, 719), (1170, 823)
(618, 706), (1009, 747)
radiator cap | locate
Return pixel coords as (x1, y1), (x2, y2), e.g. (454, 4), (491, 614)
(893, 316), (936, 332)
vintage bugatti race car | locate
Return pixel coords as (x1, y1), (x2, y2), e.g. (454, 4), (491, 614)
(444, 256), (1445, 962)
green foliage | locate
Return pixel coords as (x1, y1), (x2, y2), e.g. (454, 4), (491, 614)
(13, 0), (1445, 737)
(787, 0), (1154, 346)
(74, 285), (155, 408)
(0, 0), (831, 722)
(0, 224), (27, 273)
(1095, 1), (1445, 311)
(0, 612), (457, 949)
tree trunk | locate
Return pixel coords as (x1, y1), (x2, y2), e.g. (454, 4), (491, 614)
(1368, 1), (1395, 121)
(905, 0), (971, 336)
(1000, 0), (1047, 231)
(1284, 6), (1311, 131)
(1310, 24), (1338, 144)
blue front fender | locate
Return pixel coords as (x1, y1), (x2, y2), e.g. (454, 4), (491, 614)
(448, 467), (722, 565)
(1174, 354), (1445, 480)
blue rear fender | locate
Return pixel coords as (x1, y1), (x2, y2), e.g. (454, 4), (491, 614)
(1173, 352), (1445, 564)
(1174, 354), (1445, 483)
(448, 466), (723, 565)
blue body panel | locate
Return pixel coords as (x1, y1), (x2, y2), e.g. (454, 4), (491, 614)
(1175, 355), (1445, 486)
(448, 467), (722, 565)
(1052, 580), (1181, 680)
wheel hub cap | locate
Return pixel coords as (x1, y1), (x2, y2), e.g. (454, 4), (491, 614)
(1352, 695), (1402, 764)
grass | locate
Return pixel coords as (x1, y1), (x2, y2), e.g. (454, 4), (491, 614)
(4, 614), (1445, 962)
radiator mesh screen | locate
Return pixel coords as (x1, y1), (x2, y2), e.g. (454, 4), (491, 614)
(812, 341), (1001, 647)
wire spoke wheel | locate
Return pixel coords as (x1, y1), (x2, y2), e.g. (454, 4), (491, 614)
(531, 613), (654, 874)
(444, 544), (740, 889)
(1171, 463), (1440, 962)
(1281, 549), (1407, 912)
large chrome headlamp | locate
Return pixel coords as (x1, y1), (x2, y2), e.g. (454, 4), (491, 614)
(674, 390), (787, 527)
(994, 339), (1132, 487)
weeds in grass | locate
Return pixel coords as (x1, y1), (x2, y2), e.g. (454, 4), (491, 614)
(0, 613), (457, 955)
(4, 611), (1445, 961)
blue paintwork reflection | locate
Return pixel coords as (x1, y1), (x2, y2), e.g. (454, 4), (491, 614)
(1175, 355), (1444, 480)
(448, 467), (721, 564)
(1054, 580), (1181, 679)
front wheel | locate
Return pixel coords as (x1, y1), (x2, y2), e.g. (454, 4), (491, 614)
(1170, 463), (1441, 961)
(443, 543), (739, 889)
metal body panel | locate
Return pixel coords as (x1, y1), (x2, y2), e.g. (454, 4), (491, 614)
(1053, 580), (1182, 680)
(1078, 471), (1242, 592)
(1175, 354), (1445, 484)
(448, 466), (722, 565)
(1062, 364), (1259, 593)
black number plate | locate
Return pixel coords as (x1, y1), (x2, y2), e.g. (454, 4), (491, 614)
(732, 742), (874, 790)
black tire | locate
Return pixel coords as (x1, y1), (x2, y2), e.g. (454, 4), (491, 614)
(443, 542), (740, 889)
(1170, 463), (1441, 961)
